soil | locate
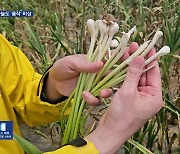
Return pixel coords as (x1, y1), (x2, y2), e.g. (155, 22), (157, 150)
(19, 122), (61, 152)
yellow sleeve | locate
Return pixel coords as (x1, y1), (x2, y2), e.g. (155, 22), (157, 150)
(44, 140), (99, 154)
(0, 34), (71, 127)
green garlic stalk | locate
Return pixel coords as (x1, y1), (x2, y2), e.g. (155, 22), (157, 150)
(92, 46), (170, 96)
(61, 18), (170, 145)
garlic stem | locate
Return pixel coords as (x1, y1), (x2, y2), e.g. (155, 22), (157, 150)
(98, 43), (103, 61)
(140, 31), (163, 57)
(106, 33), (130, 70)
(73, 99), (86, 138)
(144, 46), (170, 66)
(108, 47), (111, 59)
(71, 23), (119, 138)
(87, 19), (99, 61)
(92, 33), (130, 88)
(100, 22), (119, 60)
(143, 63), (158, 72)
(93, 45), (170, 96)
(100, 34), (109, 54)
(93, 74), (125, 96)
(62, 73), (83, 144)
(70, 73), (86, 140)
(124, 40), (151, 65)
(91, 41), (150, 94)
(127, 26), (136, 36)
(90, 32), (104, 61)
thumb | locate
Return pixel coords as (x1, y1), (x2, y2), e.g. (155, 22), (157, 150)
(72, 60), (103, 73)
(122, 56), (145, 91)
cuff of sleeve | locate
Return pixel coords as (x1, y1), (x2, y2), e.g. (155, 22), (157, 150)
(79, 139), (99, 154)
(44, 139), (99, 154)
(37, 65), (52, 97)
(37, 65), (68, 104)
(65, 137), (99, 154)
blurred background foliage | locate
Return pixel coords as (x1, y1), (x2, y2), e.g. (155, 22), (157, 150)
(0, 0), (179, 153)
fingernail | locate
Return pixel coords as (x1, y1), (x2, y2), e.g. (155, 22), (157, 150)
(98, 61), (104, 67)
(82, 91), (88, 97)
(132, 56), (144, 67)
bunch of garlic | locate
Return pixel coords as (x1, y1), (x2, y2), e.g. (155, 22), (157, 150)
(61, 18), (170, 145)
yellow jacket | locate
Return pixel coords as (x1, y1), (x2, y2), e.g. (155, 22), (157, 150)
(0, 34), (98, 154)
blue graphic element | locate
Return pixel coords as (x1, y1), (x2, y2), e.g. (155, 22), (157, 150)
(0, 10), (34, 17)
(0, 121), (13, 140)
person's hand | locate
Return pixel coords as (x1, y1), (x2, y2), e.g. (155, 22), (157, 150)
(102, 48), (164, 126)
(44, 54), (112, 104)
(43, 43), (137, 104)
(86, 47), (164, 154)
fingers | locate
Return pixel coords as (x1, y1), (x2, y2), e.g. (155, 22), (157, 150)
(121, 56), (145, 91)
(120, 42), (139, 62)
(146, 48), (161, 89)
(82, 91), (101, 106)
(129, 42), (139, 55)
(99, 88), (112, 98)
(120, 47), (130, 62)
(139, 72), (147, 86)
(82, 89), (112, 106)
(138, 86), (157, 96)
(68, 54), (103, 73)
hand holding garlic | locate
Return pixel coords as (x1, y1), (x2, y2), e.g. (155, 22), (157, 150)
(86, 51), (164, 154)
(60, 18), (170, 145)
